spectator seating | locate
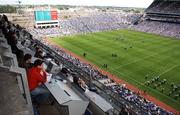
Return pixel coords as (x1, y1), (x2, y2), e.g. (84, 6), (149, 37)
(28, 12), (141, 37)
(133, 20), (180, 38)
(0, 28), (33, 115)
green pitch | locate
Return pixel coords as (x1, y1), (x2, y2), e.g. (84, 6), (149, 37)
(51, 29), (180, 110)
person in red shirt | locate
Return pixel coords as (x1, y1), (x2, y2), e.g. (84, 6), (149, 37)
(27, 59), (49, 105)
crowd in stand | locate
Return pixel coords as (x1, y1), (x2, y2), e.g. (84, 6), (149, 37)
(27, 10), (180, 39)
(63, 12), (132, 32)
(109, 85), (174, 115)
(28, 28), (63, 37)
(133, 20), (180, 39)
(28, 12), (141, 36)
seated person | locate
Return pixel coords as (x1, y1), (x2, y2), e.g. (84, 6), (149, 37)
(78, 78), (88, 91)
(73, 76), (80, 85)
(119, 107), (129, 115)
(35, 47), (42, 53)
(73, 76), (88, 91)
(34, 50), (45, 59)
(8, 30), (24, 66)
(21, 53), (33, 72)
(34, 47), (43, 58)
(27, 59), (49, 104)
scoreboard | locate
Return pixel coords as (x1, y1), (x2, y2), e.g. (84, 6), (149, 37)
(34, 10), (59, 28)
(35, 10), (58, 21)
(51, 11), (58, 20)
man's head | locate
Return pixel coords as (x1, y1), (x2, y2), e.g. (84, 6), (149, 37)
(38, 50), (43, 56)
(34, 59), (44, 69)
(24, 53), (32, 63)
(36, 47), (42, 52)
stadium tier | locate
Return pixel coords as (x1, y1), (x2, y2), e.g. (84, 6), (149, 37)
(133, 0), (180, 38)
(146, 0), (180, 15)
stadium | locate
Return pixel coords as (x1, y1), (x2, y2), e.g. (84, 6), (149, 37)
(0, 0), (180, 115)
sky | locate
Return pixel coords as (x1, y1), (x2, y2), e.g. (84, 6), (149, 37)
(0, 0), (154, 8)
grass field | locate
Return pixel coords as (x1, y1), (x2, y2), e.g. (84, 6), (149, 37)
(51, 29), (180, 110)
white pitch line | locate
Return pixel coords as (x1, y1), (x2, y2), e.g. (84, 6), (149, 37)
(158, 63), (180, 77)
(114, 52), (158, 69)
(108, 67), (141, 84)
(113, 46), (174, 69)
